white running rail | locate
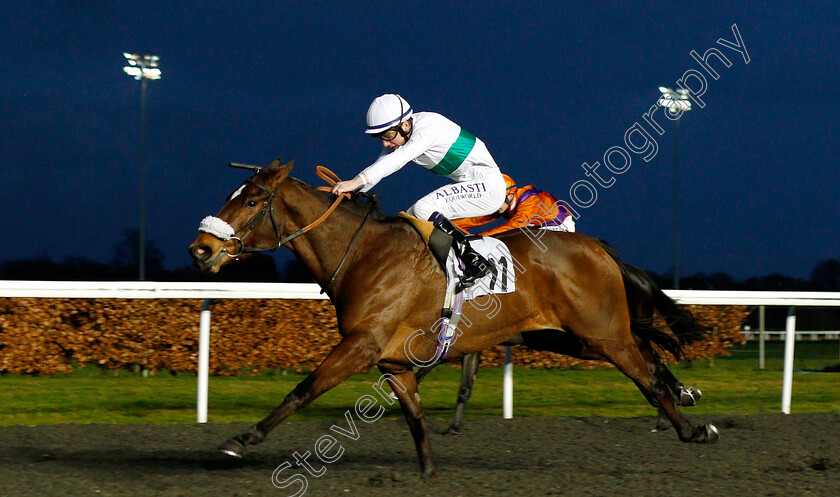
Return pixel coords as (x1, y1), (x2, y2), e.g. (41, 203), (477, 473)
(2, 281), (839, 419)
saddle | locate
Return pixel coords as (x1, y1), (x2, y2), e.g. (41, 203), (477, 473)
(397, 212), (453, 271)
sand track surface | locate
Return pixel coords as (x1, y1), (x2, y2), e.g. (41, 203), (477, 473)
(1, 413), (838, 496)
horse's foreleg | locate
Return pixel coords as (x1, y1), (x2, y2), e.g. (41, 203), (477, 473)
(378, 363), (436, 476)
(445, 353), (480, 436)
(413, 353), (481, 436)
(219, 333), (380, 457)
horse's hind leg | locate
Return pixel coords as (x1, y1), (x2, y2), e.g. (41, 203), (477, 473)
(590, 336), (718, 444)
(634, 340), (702, 431)
(413, 353), (480, 436)
(639, 341), (701, 406)
(444, 353), (480, 435)
(378, 362), (436, 476)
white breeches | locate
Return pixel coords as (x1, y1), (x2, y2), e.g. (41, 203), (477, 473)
(407, 172), (506, 221)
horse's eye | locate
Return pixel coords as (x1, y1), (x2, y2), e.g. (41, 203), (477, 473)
(247, 200), (258, 208)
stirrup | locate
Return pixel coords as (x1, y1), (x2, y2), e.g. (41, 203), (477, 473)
(456, 255), (491, 292)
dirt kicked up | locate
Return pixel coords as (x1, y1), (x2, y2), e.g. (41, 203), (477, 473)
(1, 413), (838, 497)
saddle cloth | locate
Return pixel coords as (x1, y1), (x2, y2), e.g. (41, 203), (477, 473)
(397, 212), (517, 300)
(446, 237), (516, 301)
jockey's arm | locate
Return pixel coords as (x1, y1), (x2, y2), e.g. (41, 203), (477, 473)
(479, 197), (547, 236)
(479, 217), (523, 236)
(453, 214), (499, 234)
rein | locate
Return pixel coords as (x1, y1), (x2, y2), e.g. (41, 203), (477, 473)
(322, 198), (373, 293)
(202, 165), (372, 292)
(276, 166), (353, 247)
(308, 166), (374, 293)
(213, 166), (351, 258)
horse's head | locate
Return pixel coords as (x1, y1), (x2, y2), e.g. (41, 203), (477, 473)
(189, 158), (293, 273)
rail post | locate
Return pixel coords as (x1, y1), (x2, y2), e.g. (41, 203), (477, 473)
(758, 305), (766, 369)
(781, 306), (796, 414)
(197, 298), (213, 423)
(503, 346), (513, 419)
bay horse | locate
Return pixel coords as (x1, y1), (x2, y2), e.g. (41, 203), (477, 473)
(188, 158), (719, 476)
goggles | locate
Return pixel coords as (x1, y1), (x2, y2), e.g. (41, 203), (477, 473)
(374, 126), (401, 141)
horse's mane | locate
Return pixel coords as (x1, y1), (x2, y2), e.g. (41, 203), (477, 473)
(287, 176), (395, 223)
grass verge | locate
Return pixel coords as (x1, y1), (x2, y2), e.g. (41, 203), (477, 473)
(1, 340), (837, 426)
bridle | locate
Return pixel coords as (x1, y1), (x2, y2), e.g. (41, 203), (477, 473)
(200, 164), (372, 291)
(210, 165), (356, 257)
(221, 177), (283, 258)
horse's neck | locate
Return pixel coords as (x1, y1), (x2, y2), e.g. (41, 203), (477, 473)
(281, 181), (380, 287)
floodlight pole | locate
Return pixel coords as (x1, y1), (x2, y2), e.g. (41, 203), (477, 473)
(673, 117), (680, 290)
(658, 87), (691, 289)
(123, 53), (161, 281)
(139, 76), (149, 281)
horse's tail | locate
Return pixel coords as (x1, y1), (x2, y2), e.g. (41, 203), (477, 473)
(594, 239), (707, 359)
(623, 262), (708, 351)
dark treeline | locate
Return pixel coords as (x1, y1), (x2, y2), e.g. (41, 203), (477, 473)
(1, 230), (839, 291)
(648, 258), (840, 292)
(0, 230), (312, 283)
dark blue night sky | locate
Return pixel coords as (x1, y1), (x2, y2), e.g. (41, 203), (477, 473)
(2, 1), (838, 281)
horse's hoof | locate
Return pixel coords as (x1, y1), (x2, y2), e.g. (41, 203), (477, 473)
(218, 438), (247, 458)
(441, 426), (461, 436)
(680, 386), (702, 406)
(697, 424), (720, 444)
(706, 424), (720, 443)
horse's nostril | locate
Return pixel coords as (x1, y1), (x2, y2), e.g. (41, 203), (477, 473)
(190, 244), (212, 262)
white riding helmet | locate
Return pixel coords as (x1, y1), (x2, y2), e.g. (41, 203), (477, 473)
(365, 94), (413, 134)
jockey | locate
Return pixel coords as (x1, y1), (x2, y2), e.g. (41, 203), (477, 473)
(331, 93), (507, 290)
(454, 174), (576, 236)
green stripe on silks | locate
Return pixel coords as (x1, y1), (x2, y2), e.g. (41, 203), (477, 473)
(430, 128), (476, 176)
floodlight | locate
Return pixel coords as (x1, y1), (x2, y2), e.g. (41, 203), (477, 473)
(658, 86), (692, 114)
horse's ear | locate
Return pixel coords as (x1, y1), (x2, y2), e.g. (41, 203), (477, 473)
(264, 157), (293, 184)
(276, 159), (293, 178)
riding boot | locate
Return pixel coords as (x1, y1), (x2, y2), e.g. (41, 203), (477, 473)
(428, 212), (492, 290)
